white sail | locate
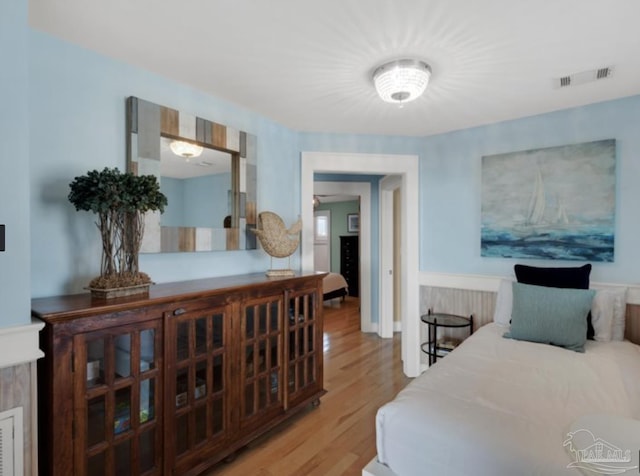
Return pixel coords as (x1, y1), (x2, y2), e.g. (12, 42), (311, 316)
(555, 197), (569, 225)
(526, 167), (546, 225)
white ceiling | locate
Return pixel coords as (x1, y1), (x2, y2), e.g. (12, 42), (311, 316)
(29, 0), (640, 137)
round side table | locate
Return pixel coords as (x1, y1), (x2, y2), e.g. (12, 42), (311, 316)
(420, 311), (473, 365)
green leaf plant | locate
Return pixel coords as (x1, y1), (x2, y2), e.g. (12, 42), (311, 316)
(68, 168), (167, 289)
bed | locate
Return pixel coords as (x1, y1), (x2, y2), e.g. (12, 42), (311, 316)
(365, 269), (640, 476)
(323, 272), (349, 301)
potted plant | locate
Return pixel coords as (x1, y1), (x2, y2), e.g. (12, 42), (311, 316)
(68, 167), (167, 298)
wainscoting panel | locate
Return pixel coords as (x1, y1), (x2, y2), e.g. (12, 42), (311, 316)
(0, 363), (35, 476)
(0, 320), (43, 476)
(419, 286), (497, 366)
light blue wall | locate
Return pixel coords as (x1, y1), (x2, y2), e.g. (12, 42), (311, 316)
(183, 173), (230, 228)
(421, 96), (640, 284)
(162, 173), (230, 228)
(160, 177), (184, 227)
(0, 0), (31, 327)
(29, 31), (299, 298)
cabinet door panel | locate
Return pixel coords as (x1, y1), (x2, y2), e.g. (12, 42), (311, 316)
(74, 319), (163, 476)
(239, 296), (284, 431)
(86, 395), (106, 447)
(87, 451), (106, 476)
(165, 298), (231, 474)
(139, 428), (156, 473)
(285, 289), (323, 408)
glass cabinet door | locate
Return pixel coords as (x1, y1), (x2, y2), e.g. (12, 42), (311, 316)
(286, 289), (322, 409)
(74, 320), (162, 476)
(166, 299), (229, 474)
(239, 296), (284, 429)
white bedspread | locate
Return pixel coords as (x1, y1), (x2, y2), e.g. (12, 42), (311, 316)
(376, 323), (640, 476)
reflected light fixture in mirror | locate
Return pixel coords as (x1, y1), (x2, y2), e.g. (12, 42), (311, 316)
(160, 136), (231, 179)
(170, 140), (204, 160)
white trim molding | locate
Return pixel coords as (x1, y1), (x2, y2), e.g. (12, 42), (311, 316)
(301, 151), (420, 377)
(379, 174), (402, 339)
(419, 271), (640, 305)
(0, 319), (45, 369)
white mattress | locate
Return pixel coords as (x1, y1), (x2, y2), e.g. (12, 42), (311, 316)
(375, 323), (640, 476)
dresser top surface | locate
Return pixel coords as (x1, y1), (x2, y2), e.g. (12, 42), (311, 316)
(32, 271), (326, 323)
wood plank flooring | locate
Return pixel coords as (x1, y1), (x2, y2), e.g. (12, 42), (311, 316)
(203, 297), (412, 476)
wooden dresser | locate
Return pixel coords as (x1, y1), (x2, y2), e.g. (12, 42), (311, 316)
(33, 272), (326, 476)
(340, 235), (359, 298)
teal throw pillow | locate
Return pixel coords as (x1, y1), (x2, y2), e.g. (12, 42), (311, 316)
(504, 282), (595, 352)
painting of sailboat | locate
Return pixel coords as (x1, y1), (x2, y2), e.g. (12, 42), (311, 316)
(481, 139), (616, 262)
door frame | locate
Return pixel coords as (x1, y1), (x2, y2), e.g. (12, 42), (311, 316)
(301, 152), (420, 377)
(379, 174), (402, 340)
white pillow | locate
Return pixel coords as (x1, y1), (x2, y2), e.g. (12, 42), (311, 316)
(589, 288), (627, 342)
(608, 288), (628, 341)
(493, 278), (514, 327)
(591, 290), (615, 341)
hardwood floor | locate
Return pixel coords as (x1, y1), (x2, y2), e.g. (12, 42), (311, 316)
(203, 297), (412, 476)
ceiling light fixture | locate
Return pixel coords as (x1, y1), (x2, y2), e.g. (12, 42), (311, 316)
(170, 140), (204, 159)
(372, 59), (432, 104)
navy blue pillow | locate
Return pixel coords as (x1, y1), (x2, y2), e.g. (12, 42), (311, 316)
(514, 264), (594, 339)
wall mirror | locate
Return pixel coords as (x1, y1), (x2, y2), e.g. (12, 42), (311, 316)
(126, 96), (257, 252)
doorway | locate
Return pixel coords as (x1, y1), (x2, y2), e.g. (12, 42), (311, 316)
(301, 152), (420, 378)
(313, 181), (371, 331)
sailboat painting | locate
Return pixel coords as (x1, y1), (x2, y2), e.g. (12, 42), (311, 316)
(481, 139), (616, 262)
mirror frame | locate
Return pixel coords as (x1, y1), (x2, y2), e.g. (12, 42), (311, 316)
(126, 96), (257, 252)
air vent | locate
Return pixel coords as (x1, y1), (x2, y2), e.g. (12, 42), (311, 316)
(559, 76), (571, 87)
(554, 66), (614, 89)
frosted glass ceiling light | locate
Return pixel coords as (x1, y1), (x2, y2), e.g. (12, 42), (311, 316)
(170, 140), (204, 159)
(372, 59), (432, 104)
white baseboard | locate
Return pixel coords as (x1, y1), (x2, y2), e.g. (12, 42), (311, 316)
(0, 319), (45, 369)
(365, 323), (402, 334)
(419, 272), (640, 305)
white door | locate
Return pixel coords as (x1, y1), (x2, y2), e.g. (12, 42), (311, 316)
(313, 210), (331, 272)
